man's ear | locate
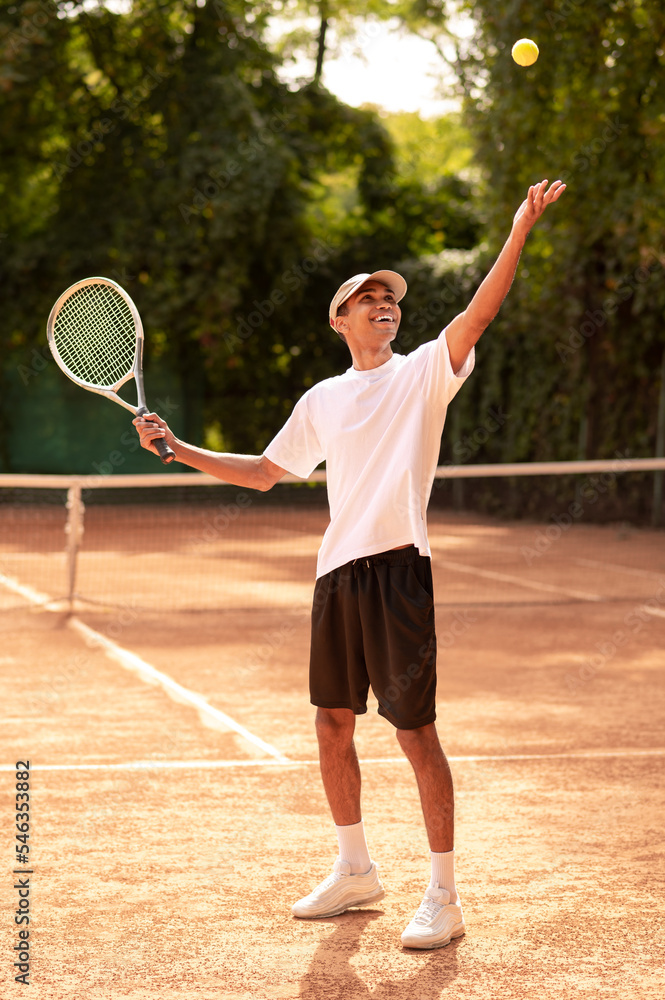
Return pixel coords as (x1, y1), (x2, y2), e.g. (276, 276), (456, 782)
(332, 316), (348, 346)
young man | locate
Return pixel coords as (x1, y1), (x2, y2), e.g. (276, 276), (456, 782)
(134, 178), (565, 948)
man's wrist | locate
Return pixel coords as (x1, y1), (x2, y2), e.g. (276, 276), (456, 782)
(169, 437), (189, 463)
(510, 222), (530, 246)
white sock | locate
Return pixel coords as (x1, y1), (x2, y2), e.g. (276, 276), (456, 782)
(335, 820), (372, 874)
(430, 849), (458, 903)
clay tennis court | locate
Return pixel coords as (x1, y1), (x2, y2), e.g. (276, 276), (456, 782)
(1, 492), (664, 999)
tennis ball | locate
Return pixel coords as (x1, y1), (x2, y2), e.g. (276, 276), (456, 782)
(512, 38), (539, 66)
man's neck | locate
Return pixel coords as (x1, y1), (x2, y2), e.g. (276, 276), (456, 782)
(350, 345), (394, 371)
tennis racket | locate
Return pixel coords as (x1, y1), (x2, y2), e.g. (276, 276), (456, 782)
(47, 276), (176, 464)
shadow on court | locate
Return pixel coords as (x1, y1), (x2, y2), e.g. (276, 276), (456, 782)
(299, 910), (462, 999)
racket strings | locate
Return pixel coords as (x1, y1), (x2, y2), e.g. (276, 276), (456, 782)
(52, 283), (137, 388)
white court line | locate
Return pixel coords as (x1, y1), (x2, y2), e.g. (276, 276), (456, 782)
(642, 606), (665, 619)
(0, 572), (59, 607)
(1, 747), (665, 772)
(575, 557), (665, 581)
(68, 618), (290, 764)
(568, 560), (665, 619)
(0, 570), (290, 765)
(437, 559), (603, 603)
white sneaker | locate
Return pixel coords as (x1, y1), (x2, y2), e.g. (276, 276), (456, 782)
(291, 860), (385, 919)
(401, 884), (465, 949)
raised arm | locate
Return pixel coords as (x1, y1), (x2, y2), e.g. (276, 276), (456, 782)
(445, 179), (566, 373)
(133, 412), (287, 491)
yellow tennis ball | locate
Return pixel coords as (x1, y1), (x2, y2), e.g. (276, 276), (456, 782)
(512, 38), (539, 66)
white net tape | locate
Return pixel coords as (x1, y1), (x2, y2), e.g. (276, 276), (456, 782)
(53, 283), (137, 387)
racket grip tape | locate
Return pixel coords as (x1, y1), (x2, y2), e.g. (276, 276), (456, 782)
(136, 407), (176, 465)
(155, 436), (176, 465)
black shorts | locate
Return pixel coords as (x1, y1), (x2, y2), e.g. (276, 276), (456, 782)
(309, 545), (437, 730)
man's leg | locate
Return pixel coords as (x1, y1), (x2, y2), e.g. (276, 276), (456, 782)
(315, 707), (361, 826)
(395, 721), (454, 853)
(291, 706), (385, 918)
(397, 721), (465, 949)
(316, 707), (374, 874)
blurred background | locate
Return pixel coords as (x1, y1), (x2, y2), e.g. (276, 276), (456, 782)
(1, 0), (664, 521)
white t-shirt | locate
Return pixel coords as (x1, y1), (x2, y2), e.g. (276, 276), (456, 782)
(263, 327), (474, 578)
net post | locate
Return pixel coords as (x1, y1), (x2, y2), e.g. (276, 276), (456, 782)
(653, 348), (665, 528)
(65, 484), (85, 610)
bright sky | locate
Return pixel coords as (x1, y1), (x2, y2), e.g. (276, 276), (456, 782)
(269, 16), (471, 119)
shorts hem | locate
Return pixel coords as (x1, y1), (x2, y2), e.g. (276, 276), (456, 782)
(311, 700), (368, 716)
(378, 709), (437, 730)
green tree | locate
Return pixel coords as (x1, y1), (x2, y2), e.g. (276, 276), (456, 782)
(268, 0), (390, 82)
(453, 0), (665, 467)
(372, 1), (665, 478)
(3, 0), (477, 467)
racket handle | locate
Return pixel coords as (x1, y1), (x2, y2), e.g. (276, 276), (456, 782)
(136, 408), (176, 464)
(155, 436), (176, 465)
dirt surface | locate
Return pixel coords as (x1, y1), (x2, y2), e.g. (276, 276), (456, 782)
(1, 514), (664, 998)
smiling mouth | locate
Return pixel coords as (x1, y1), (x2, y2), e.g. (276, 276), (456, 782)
(371, 315), (395, 324)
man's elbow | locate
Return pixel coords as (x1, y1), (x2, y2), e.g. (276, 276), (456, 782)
(255, 467), (274, 492)
(256, 455), (284, 491)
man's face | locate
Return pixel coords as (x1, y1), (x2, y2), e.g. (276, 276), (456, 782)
(339, 282), (402, 341)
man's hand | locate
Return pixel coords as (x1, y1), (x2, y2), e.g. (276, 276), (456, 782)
(132, 412), (177, 456)
(444, 176), (567, 371)
(131, 415), (287, 489)
(512, 179), (566, 237)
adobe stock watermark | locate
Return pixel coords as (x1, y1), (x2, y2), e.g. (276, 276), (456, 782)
(26, 601), (140, 712)
(234, 619), (299, 682)
(520, 451), (632, 565)
(4, 0), (59, 55)
(557, 115), (628, 183)
(383, 610), (477, 711)
(233, 568), (353, 681)
(556, 250), (663, 363)
(545, 0), (590, 28)
(129, 728), (190, 797)
(190, 491), (253, 551)
(89, 396), (179, 478)
(53, 68), (166, 180)
(393, 405), (510, 518)
(396, 272), (471, 344)
(224, 236), (340, 352)
(565, 579), (665, 694)
(446, 406), (509, 465)
(178, 107), (295, 224)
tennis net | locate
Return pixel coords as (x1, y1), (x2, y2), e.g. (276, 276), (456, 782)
(1, 459), (664, 615)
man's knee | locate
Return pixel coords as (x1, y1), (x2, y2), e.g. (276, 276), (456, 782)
(396, 721), (439, 756)
(315, 707), (355, 746)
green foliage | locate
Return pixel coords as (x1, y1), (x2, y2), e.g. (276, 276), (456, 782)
(0, 0), (480, 470)
(446, 0), (665, 463)
(267, 0), (392, 72)
(16, 0), (664, 488)
(379, 111), (476, 184)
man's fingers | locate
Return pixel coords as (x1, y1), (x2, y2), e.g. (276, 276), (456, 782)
(132, 412), (163, 427)
(527, 180), (547, 214)
(543, 180), (566, 205)
(550, 181), (567, 201)
(132, 412), (168, 454)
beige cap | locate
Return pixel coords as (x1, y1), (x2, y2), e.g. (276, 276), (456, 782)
(328, 270), (407, 329)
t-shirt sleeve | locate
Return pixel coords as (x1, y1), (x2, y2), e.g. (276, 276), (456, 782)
(414, 325), (475, 408)
(263, 391), (325, 479)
